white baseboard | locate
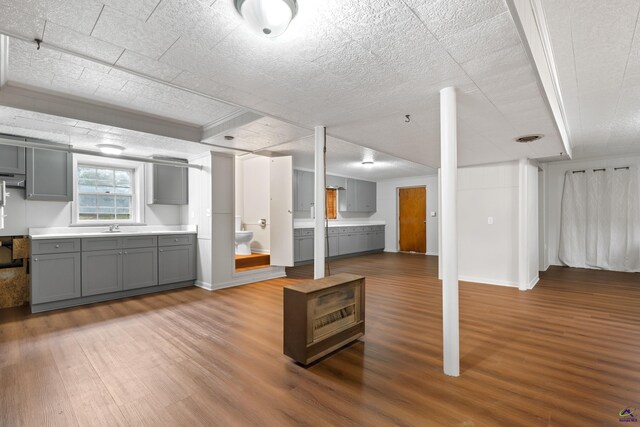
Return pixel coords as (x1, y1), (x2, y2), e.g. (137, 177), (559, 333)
(426, 251), (438, 256)
(528, 276), (540, 290)
(196, 267), (286, 291)
(458, 275), (519, 288)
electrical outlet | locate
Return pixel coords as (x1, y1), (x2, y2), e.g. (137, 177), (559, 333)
(487, 216), (494, 225)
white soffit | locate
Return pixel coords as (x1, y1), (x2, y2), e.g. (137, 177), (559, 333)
(542, 0), (640, 159)
(0, 0), (566, 167)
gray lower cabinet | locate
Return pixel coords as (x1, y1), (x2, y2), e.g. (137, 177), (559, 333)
(123, 247), (158, 290)
(294, 226), (385, 263)
(31, 252), (81, 304)
(0, 145), (25, 174)
(30, 233), (196, 312)
(82, 249), (123, 296)
(26, 148), (73, 201)
(158, 245), (196, 285)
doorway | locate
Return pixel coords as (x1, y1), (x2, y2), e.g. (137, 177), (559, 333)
(398, 187), (426, 253)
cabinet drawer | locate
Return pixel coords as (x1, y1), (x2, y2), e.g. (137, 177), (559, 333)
(31, 239), (80, 255)
(123, 235), (157, 249)
(158, 234), (195, 247)
(82, 237), (122, 252)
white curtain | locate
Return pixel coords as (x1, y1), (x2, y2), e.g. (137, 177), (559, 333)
(559, 167), (640, 272)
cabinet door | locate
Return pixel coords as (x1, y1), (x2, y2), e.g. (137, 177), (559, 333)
(0, 146), (25, 174)
(31, 252), (81, 304)
(294, 170), (314, 212)
(338, 234), (356, 255)
(82, 249), (123, 296)
(326, 235), (339, 258)
(158, 244), (196, 285)
(326, 175), (345, 189)
(357, 180), (377, 212)
(123, 247), (158, 290)
(26, 149), (73, 201)
(298, 236), (314, 261)
(294, 237), (301, 262)
(374, 231), (385, 250)
(339, 179), (358, 212)
(354, 233), (367, 253)
(148, 163), (188, 205)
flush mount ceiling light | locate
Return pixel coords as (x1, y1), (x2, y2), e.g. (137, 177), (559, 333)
(97, 144), (125, 155)
(515, 134), (544, 143)
(234, 0), (298, 38)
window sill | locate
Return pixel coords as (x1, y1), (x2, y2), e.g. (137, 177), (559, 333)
(70, 223), (148, 227)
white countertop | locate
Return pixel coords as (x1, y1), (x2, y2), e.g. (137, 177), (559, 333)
(29, 225), (197, 240)
(294, 220), (385, 229)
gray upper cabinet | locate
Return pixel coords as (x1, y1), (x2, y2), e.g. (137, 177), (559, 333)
(0, 146), (25, 175)
(339, 179), (376, 213)
(293, 170), (314, 212)
(147, 161), (188, 205)
(31, 252), (81, 304)
(26, 148), (73, 201)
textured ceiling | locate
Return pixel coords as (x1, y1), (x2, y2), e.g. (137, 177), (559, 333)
(542, 0), (640, 159)
(0, 0), (566, 169)
(255, 135), (436, 181)
(0, 106), (246, 158)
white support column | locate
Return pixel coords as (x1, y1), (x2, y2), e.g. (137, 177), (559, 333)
(440, 86), (459, 377)
(0, 35), (8, 89)
(313, 126), (326, 279)
(518, 158), (528, 291)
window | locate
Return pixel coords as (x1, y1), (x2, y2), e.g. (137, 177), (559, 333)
(77, 165), (134, 222)
(326, 188), (337, 220)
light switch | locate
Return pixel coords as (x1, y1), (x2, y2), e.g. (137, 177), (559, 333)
(487, 216), (494, 225)
(430, 211), (437, 217)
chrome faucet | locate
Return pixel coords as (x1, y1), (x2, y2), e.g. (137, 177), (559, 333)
(108, 224), (120, 232)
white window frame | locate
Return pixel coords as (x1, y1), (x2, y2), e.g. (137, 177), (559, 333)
(71, 155), (146, 225)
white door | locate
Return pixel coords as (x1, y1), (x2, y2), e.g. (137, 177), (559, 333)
(270, 156), (294, 266)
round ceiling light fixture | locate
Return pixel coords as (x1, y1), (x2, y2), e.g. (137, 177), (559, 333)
(515, 134), (544, 143)
(234, 0), (298, 38)
(97, 144), (125, 155)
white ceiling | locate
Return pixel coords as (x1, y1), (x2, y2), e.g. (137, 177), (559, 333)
(0, 0), (566, 169)
(255, 135), (436, 181)
(542, 0), (640, 159)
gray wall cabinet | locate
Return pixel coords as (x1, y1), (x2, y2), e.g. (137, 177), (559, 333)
(158, 244), (196, 285)
(294, 225), (384, 264)
(82, 249), (123, 296)
(339, 179), (376, 213)
(26, 148), (73, 201)
(293, 170), (314, 212)
(31, 252), (81, 304)
(293, 170), (377, 213)
(123, 247), (158, 290)
(30, 233), (196, 312)
(147, 162), (189, 205)
(0, 145), (25, 175)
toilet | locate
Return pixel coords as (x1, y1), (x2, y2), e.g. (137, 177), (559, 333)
(235, 216), (254, 255)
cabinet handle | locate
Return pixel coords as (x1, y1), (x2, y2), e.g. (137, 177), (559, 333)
(34, 258), (38, 261)
(124, 251), (128, 255)
(119, 252), (122, 255)
(174, 238), (179, 242)
(55, 244), (60, 248)
(159, 249), (164, 252)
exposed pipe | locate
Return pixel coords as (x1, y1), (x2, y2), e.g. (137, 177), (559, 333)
(0, 135), (203, 169)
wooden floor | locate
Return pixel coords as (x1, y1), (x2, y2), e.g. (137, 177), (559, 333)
(1, 253), (639, 426)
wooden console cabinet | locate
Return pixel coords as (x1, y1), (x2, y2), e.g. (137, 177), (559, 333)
(284, 273), (365, 365)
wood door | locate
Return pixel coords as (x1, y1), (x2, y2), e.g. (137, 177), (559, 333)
(270, 156), (294, 266)
(398, 187), (426, 253)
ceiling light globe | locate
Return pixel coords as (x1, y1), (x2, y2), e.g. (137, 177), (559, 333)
(235, 0), (297, 38)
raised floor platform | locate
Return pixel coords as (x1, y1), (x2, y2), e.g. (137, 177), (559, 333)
(235, 253), (270, 271)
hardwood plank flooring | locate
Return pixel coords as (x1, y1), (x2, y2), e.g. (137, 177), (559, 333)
(1, 253), (639, 426)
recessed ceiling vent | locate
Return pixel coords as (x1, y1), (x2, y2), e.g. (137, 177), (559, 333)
(224, 135), (235, 141)
(515, 134), (543, 143)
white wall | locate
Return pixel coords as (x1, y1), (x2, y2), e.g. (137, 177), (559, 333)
(188, 153), (213, 288)
(526, 162), (539, 287)
(238, 156), (270, 253)
(544, 154), (640, 266)
(372, 175), (439, 255)
(2, 165), (183, 236)
(457, 162), (520, 286)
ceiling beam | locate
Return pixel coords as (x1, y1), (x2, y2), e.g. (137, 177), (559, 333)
(201, 111), (263, 141)
(0, 35), (8, 89)
(0, 84), (203, 142)
(506, 0), (573, 159)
